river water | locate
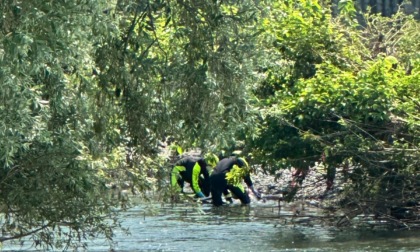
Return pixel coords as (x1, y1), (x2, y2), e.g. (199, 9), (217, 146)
(3, 199), (420, 251)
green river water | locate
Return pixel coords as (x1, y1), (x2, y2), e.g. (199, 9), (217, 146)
(3, 199), (420, 251)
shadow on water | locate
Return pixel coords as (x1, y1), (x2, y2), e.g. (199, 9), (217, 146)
(3, 198), (420, 251)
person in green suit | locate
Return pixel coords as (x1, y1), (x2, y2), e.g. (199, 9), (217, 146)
(171, 154), (219, 199)
(210, 156), (261, 206)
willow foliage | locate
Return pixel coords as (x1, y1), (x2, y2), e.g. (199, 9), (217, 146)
(95, 0), (263, 155)
(0, 0), (266, 249)
(0, 0), (125, 249)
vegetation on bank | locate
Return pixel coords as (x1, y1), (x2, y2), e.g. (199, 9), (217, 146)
(0, 0), (418, 249)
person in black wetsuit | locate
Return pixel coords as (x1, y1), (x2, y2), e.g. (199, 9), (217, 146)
(210, 156), (261, 206)
(171, 154), (218, 199)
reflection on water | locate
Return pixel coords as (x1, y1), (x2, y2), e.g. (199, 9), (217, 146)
(3, 199), (420, 251)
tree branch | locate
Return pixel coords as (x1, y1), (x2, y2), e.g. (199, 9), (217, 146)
(0, 224), (50, 242)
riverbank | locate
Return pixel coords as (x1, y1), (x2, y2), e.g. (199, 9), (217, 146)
(251, 163), (420, 230)
(251, 163), (345, 207)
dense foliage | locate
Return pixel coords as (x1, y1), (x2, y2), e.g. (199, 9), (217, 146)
(0, 0), (123, 249)
(249, 1), (419, 221)
(0, 0), (263, 249)
(0, 0), (418, 249)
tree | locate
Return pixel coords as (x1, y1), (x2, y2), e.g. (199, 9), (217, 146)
(95, 0), (264, 154)
(0, 0), (266, 248)
(93, 0), (266, 196)
(0, 0), (125, 249)
(249, 0), (420, 224)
